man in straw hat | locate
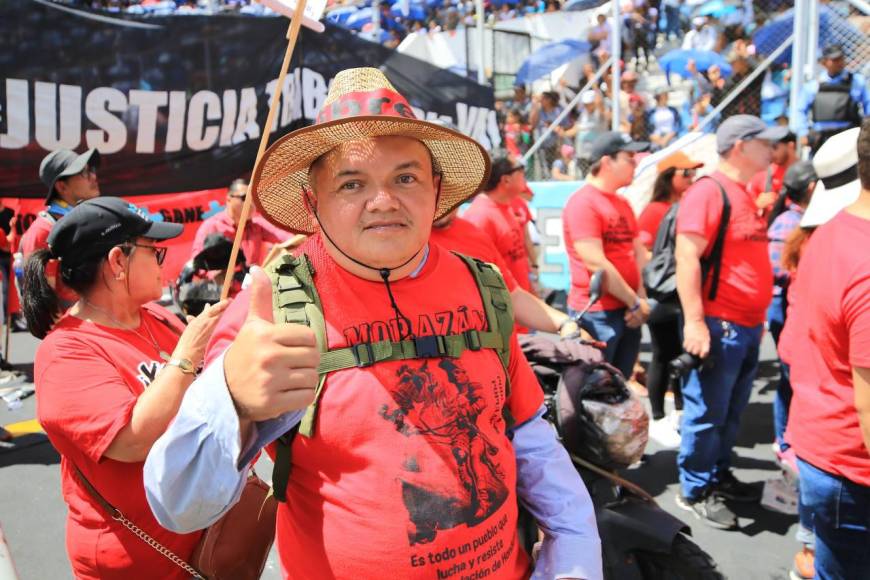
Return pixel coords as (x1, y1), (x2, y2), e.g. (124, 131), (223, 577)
(145, 68), (601, 579)
(777, 121), (870, 578)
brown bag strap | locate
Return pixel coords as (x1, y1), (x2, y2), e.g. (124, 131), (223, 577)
(72, 465), (206, 579)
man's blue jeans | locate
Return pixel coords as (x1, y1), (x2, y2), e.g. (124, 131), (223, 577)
(678, 317), (762, 500)
(574, 308), (641, 379)
(798, 458), (870, 579)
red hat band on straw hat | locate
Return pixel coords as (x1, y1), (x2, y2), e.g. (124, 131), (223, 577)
(316, 88), (419, 124)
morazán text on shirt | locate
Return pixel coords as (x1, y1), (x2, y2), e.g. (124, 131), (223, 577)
(144, 235), (603, 580)
(190, 210), (286, 266)
(781, 210), (870, 486)
(463, 193), (532, 292)
(676, 172), (774, 327)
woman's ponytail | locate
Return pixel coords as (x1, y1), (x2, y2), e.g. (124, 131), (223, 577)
(22, 249), (61, 339)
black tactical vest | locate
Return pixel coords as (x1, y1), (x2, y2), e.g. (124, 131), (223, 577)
(812, 72), (861, 126)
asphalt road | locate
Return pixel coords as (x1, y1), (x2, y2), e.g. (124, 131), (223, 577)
(0, 328), (800, 580)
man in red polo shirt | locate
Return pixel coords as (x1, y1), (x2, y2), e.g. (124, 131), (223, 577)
(191, 179), (287, 266)
(779, 123), (870, 579)
(463, 155), (533, 293)
(674, 115), (786, 529)
(562, 132), (651, 378)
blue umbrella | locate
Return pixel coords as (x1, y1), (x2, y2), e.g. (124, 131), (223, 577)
(659, 49), (732, 79)
(695, 0), (737, 18)
(345, 7), (373, 30)
(514, 39), (590, 85)
(390, 1), (426, 20)
(753, 5), (866, 66)
(563, 0), (608, 11)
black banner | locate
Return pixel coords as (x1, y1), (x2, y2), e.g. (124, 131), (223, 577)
(0, 0), (499, 198)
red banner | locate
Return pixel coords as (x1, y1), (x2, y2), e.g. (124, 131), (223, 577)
(4, 189), (227, 281)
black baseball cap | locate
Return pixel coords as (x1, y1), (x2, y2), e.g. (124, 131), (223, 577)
(587, 132), (650, 163)
(821, 44), (844, 60)
(39, 148), (101, 204)
(48, 197), (182, 268)
(782, 160), (817, 192)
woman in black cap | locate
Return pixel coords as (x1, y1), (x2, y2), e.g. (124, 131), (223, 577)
(22, 197), (227, 579)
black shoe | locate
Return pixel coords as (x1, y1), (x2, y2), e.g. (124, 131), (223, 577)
(0, 357), (13, 372)
(714, 470), (762, 503)
(676, 493), (738, 530)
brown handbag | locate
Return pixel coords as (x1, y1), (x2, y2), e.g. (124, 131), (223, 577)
(75, 466), (277, 580)
(191, 473), (278, 580)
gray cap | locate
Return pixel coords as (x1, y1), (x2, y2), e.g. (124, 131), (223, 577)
(39, 148), (101, 204)
(587, 131), (650, 163)
(716, 115), (789, 154)
(782, 160), (817, 192)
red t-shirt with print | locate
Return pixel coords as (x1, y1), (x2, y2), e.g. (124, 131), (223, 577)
(430, 216), (518, 291)
(207, 236), (542, 580)
(677, 172), (773, 327)
(563, 184), (640, 312)
(637, 201), (672, 251)
(463, 194), (532, 292)
(780, 211), (870, 486)
(35, 304), (202, 580)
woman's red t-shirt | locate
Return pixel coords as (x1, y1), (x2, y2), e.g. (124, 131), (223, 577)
(207, 236), (543, 579)
(35, 305), (202, 580)
(637, 200), (672, 251)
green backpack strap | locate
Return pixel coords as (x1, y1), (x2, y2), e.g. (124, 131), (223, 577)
(265, 253), (327, 502)
(452, 252), (516, 427)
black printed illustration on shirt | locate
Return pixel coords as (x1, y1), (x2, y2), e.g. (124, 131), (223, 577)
(379, 360), (508, 545)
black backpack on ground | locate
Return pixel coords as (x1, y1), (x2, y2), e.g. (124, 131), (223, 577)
(642, 176), (732, 304)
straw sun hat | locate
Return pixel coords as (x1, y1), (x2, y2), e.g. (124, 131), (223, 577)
(252, 67), (491, 234)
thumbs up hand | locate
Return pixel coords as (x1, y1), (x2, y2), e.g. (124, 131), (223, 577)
(224, 266), (320, 422)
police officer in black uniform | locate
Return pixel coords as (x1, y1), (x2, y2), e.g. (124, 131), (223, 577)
(798, 44), (870, 153)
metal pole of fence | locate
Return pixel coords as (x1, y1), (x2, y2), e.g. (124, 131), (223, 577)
(521, 57), (615, 165)
(476, 0), (486, 85)
(373, 0), (381, 39)
(696, 35), (794, 135)
(789, 0), (807, 134)
(806, 0), (819, 81)
(610, 0), (621, 131)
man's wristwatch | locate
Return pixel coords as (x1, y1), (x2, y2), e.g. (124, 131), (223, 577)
(629, 297), (643, 313)
(165, 357), (197, 375)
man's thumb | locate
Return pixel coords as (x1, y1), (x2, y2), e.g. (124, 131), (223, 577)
(246, 266), (274, 323)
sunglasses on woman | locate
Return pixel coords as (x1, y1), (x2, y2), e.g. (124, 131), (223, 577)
(681, 169), (697, 177)
(123, 243), (168, 266)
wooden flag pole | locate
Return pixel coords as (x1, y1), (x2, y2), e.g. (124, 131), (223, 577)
(221, 0), (308, 300)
